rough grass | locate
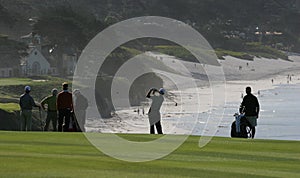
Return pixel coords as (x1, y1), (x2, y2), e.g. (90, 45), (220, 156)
(0, 103), (19, 113)
(154, 44), (288, 61)
(0, 78), (33, 86)
(0, 132), (299, 178)
(153, 45), (198, 62)
(0, 76), (70, 102)
(215, 49), (253, 60)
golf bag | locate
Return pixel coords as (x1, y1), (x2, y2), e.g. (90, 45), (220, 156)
(68, 112), (82, 132)
(231, 115), (252, 138)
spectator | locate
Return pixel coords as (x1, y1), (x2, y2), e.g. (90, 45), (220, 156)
(19, 86), (40, 131)
(73, 89), (88, 132)
(41, 88), (58, 131)
(57, 82), (73, 132)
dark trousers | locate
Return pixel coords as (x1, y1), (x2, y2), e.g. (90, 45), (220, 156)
(150, 121), (163, 134)
(58, 109), (71, 132)
(251, 127), (256, 139)
(44, 111), (58, 131)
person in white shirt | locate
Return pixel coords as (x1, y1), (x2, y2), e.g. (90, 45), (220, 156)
(146, 88), (165, 134)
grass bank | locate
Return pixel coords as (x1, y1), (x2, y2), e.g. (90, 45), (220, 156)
(154, 43), (288, 61)
(0, 76), (70, 112)
(0, 103), (19, 113)
(0, 132), (299, 177)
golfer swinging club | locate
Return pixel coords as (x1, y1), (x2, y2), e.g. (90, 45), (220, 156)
(146, 88), (165, 134)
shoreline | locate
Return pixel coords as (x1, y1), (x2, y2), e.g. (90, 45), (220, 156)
(86, 54), (300, 141)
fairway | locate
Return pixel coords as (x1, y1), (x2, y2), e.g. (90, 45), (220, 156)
(0, 132), (299, 178)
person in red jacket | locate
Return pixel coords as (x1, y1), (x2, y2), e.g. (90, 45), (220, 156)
(57, 82), (73, 132)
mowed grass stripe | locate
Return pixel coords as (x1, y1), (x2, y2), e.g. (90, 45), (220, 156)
(0, 131), (299, 178)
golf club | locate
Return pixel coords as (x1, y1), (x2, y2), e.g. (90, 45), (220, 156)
(39, 107), (44, 131)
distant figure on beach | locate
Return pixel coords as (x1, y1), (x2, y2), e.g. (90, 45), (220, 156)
(19, 86), (40, 131)
(142, 108), (145, 115)
(240, 87), (260, 138)
(73, 89), (88, 132)
(287, 75), (291, 83)
(57, 82), (73, 132)
(41, 88), (58, 131)
(271, 79), (274, 84)
(146, 88), (165, 134)
(137, 107), (140, 115)
(239, 66), (242, 70)
(241, 92), (244, 99)
(258, 90), (261, 96)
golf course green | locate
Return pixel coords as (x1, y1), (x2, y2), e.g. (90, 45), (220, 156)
(0, 132), (299, 177)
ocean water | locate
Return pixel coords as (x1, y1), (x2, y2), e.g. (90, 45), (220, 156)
(210, 83), (300, 140)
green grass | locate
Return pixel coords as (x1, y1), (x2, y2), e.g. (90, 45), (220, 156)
(154, 44), (288, 61)
(245, 42), (289, 60)
(121, 46), (142, 56)
(0, 76), (70, 101)
(0, 78), (33, 86)
(153, 45), (197, 62)
(215, 49), (253, 60)
(0, 132), (299, 177)
(0, 103), (19, 113)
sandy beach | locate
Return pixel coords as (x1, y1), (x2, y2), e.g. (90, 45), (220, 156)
(86, 52), (300, 141)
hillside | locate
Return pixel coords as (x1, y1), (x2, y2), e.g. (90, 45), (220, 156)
(0, 0), (300, 54)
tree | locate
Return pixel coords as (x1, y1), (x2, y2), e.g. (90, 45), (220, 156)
(33, 6), (105, 50)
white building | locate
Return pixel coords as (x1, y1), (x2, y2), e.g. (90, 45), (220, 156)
(20, 32), (77, 76)
(21, 47), (51, 76)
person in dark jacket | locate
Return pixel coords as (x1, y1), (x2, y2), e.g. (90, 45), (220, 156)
(57, 82), (73, 132)
(41, 88), (58, 131)
(240, 86), (260, 138)
(19, 86), (40, 131)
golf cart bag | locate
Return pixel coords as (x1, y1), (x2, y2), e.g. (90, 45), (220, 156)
(231, 115), (252, 138)
(68, 112), (82, 132)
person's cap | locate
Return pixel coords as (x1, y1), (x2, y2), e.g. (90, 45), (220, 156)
(62, 82), (68, 87)
(73, 89), (80, 95)
(24, 86), (31, 92)
(159, 88), (166, 95)
(52, 88), (58, 95)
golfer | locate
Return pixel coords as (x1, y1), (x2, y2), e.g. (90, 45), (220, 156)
(146, 88), (165, 134)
